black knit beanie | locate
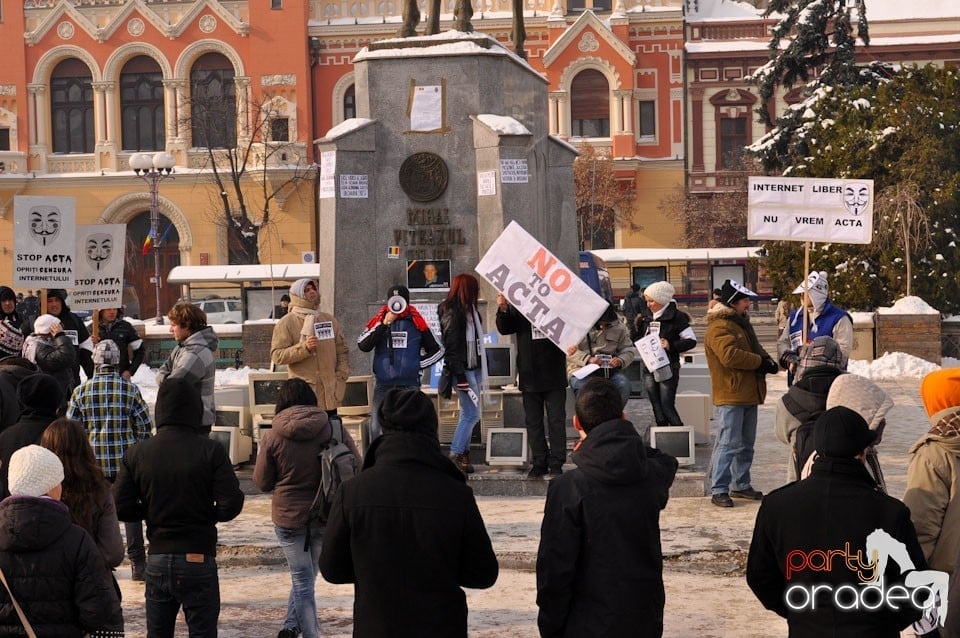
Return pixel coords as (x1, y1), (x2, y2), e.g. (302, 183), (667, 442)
(378, 387), (438, 437)
(17, 373), (64, 417)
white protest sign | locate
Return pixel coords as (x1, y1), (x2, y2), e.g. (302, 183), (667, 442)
(475, 221), (608, 351)
(71, 224), (126, 310)
(13, 196), (77, 288)
(635, 334), (669, 371)
(748, 176), (874, 244)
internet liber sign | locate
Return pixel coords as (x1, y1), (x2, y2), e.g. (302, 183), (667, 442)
(747, 176), (874, 245)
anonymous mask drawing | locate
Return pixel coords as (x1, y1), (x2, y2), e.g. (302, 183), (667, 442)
(843, 183), (870, 216)
(86, 233), (113, 271)
(29, 206), (61, 246)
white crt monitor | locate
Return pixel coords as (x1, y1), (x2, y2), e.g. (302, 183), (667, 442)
(649, 426), (696, 466)
(485, 427), (528, 466)
(339, 375), (374, 417)
(483, 342), (517, 388)
(209, 426), (252, 466)
(247, 372), (289, 417)
(214, 405), (249, 430)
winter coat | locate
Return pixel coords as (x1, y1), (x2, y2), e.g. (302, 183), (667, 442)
(622, 291), (648, 339)
(156, 325), (219, 427)
(357, 308), (443, 387)
(634, 301), (697, 371)
(774, 367), (846, 480)
(438, 301), (481, 376)
(536, 418), (678, 638)
(114, 377), (244, 556)
(903, 407), (960, 574)
(87, 481), (124, 569)
(565, 320), (637, 377)
(25, 333), (77, 400)
(495, 305), (567, 393)
(0, 495), (123, 637)
(0, 363), (36, 432)
(253, 404), (360, 530)
(98, 316), (145, 376)
(0, 412), (57, 498)
(319, 431), (498, 638)
(24, 306), (94, 382)
(271, 296), (350, 411)
(777, 301), (853, 370)
(747, 458), (925, 637)
(704, 303), (769, 406)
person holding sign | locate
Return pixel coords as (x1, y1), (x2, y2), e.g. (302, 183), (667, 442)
(438, 274), (485, 475)
(705, 280), (779, 508)
(777, 271), (853, 386)
(271, 279), (350, 416)
(634, 282), (697, 427)
(23, 289), (94, 387)
(565, 304), (638, 410)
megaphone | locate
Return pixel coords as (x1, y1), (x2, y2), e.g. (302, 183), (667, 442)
(387, 295), (408, 314)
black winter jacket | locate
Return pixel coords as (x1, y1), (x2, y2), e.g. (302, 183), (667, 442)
(747, 458), (925, 637)
(114, 378), (244, 555)
(495, 305), (567, 392)
(0, 496), (123, 636)
(438, 301), (481, 376)
(0, 364), (36, 432)
(31, 334), (77, 400)
(319, 432), (499, 637)
(0, 412), (58, 498)
(25, 306), (93, 382)
(634, 301), (697, 371)
(98, 317), (145, 376)
(536, 419), (678, 637)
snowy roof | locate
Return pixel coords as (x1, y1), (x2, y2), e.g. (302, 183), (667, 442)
(876, 296), (941, 315)
(476, 114), (531, 136)
(319, 117), (375, 142)
(591, 246), (763, 261)
(353, 30), (535, 74)
(167, 264), (321, 284)
(686, 0), (960, 21)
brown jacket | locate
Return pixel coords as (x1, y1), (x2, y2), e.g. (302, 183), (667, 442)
(704, 303), (769, 406)
(270, 295), (350, 411)
(903, 407), (960, 574)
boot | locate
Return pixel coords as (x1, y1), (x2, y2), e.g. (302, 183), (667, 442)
(450, 452), (475, 474)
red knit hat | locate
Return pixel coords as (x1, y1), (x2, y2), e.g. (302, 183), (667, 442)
(920, 368), (960, 417)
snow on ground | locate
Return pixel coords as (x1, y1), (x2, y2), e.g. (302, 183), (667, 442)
(876, 295), (941, 315)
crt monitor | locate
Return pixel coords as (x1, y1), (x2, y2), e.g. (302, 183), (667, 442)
(209, 426), (252, 466)
(649, 426), (696, 466)
(340, 375), (374, 417)
(484, 342), (517, 388)
(247, 372), (289, 416)
(485, 428), (528, 466)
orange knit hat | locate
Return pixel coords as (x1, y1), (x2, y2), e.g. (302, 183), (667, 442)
(920, 368), (960, 417)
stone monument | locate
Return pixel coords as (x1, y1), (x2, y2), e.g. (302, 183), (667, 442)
(316, 32), (578, 374)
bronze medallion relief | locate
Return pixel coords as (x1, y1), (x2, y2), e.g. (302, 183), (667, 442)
(399, 152), (449, 202)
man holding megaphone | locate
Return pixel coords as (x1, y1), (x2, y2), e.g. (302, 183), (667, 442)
(358, 285), (445, 441)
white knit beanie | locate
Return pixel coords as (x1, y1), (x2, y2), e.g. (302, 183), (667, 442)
(32, 314), (61, 336)
(8, 445), (64, 497)
(644, 281), (675, 306)
(289, 278), (316, 300)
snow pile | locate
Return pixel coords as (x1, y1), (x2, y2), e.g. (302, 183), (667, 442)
(876, 296), (940, 315)
(131, 365), (270, 408)
(848, 352), (944, 380)
(476, 114), (531, 136)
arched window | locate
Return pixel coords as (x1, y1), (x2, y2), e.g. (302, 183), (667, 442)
(120, 56), (165, 152)
(190, 52), (236, 149)
(50, 59), (94, 154)
(344, 85), (356, 120)
(570, 69), (609, 138)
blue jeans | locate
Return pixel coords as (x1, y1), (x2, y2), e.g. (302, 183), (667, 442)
(450, 368), (481, 455)
(145, 553), (220, 638)
(710, 404), (758, 495)
(641, 368), (682, 426)
(275, 525), (324, 638)
(370, 382), (419, 441)
(568, 369), (631, 410)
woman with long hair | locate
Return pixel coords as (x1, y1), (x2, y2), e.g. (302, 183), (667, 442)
(253, 378), (360, 638)
(439, 273), (484, 474)
(39, 417), (124, 569)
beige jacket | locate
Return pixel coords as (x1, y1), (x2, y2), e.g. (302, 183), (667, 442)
(903, 407), (960, 574)
(270, 295), (350, 411)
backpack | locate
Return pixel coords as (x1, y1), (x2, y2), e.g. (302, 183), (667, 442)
(309, 416), (359, 525)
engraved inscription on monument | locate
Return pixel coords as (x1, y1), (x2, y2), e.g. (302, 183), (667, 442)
(399, 152), (449, 203)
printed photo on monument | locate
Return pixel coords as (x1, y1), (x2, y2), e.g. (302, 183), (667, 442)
(407, 259), (451, 291)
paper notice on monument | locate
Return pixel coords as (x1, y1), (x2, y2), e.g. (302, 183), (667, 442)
(340, 174), (368, 198)
(410, 85), (443, 132)
(13, 195), (77, 288)
(70, 224), (126, 310)
(499, 159), (529, 184)
(475, 221), (608, 351)
(478, 171), (497, 197)
(319, 151), (336, 199)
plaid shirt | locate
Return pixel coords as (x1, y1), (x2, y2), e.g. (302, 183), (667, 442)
(67, 368), (152, 478)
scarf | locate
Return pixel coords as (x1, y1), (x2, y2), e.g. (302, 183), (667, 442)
(365, 304), (430, 332)
(730, 311), (765, 356)
(930, 411), (960, 438)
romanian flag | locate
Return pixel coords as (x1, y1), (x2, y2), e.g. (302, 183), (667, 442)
(141, 229), (155, 256)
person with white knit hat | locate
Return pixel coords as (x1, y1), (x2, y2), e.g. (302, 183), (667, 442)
(0, 444), (123, 634)
(271, 278), (350, 414)
(21, 313), (77, 405)
(776, 270), (853, 386)
(634, 281), (697, 427)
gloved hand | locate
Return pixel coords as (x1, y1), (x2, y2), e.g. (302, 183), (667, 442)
(760, 357), (780, 375)
(456, 375), (470, 391)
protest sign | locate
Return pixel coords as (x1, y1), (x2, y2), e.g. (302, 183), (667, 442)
(70, 224), (126, 310)
(475, 221), (608, 351)
(747, 176), (874, 244)
(13, 196), (77, 288)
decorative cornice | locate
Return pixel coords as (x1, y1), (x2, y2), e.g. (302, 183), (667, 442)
(542, 10), (637, 68)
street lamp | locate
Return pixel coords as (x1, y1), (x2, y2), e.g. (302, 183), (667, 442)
(130, 151), (175, 325)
